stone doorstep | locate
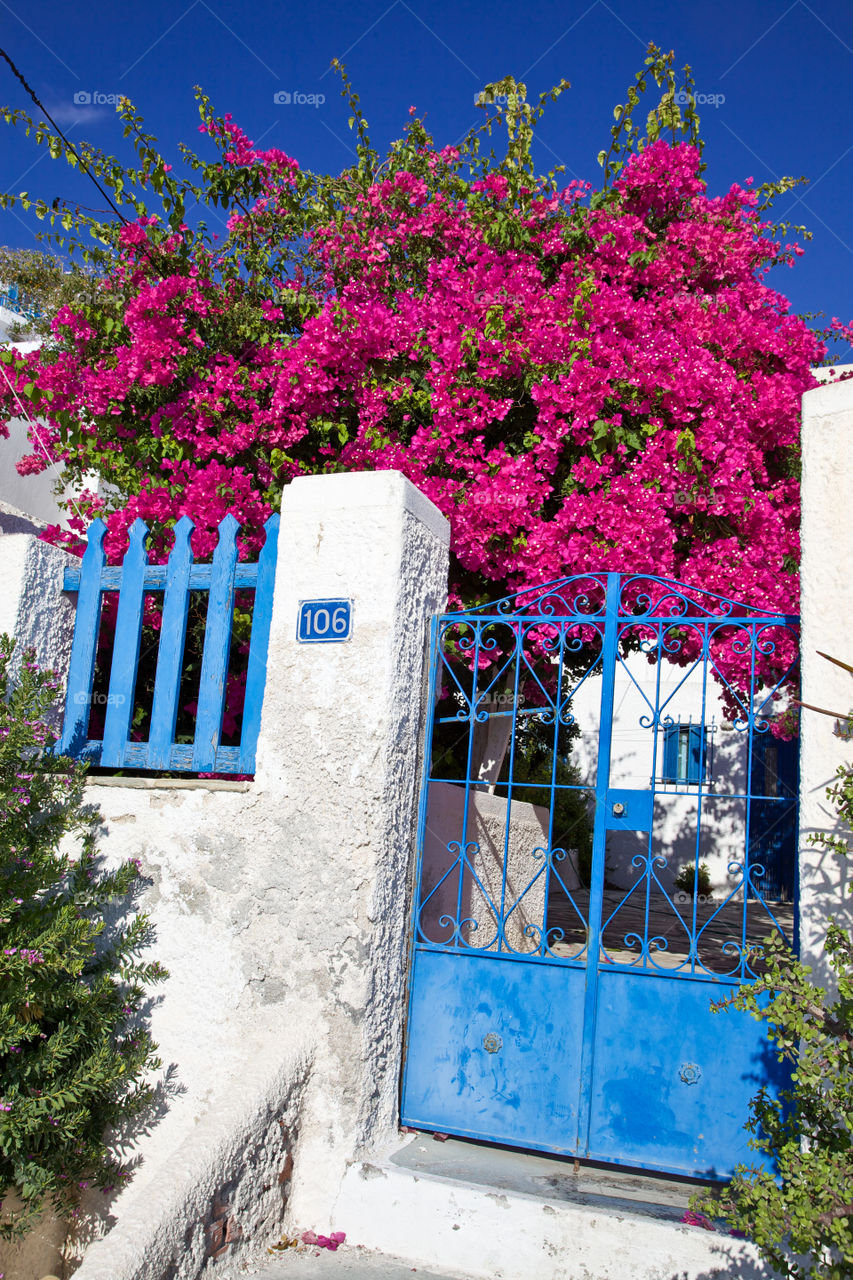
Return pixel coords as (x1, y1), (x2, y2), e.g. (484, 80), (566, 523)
(332, 1137), (772, 1280)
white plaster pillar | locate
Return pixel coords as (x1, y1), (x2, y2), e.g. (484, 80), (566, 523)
(799, 376), (853, 983)
(254, 470), (450, 1226)
(0, 531), (75, 698)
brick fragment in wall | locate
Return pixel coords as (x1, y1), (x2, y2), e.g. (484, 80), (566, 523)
(278, 1152), (294, 1185)
(205, 1187), (243, 1260)
(205, 1213), (242, 1260)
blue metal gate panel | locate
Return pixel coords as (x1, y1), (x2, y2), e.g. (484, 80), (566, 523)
(403, 950), (586, 1152)
(401, 571), (799, 1178)
(587, 970), (790, 1177)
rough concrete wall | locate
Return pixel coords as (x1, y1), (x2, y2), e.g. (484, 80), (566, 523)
(249, 471), (450, 1228)
(421, 782), (554, 951)
(48, 470), (451, 1279)
(0, 532), (75, 698)
(69, 1033), (313, 1280)
(799, 376), (853, 982)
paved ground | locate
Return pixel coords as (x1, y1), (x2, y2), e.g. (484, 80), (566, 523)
(550, 887), (795, 973)
(246, 1244), (472, 1280)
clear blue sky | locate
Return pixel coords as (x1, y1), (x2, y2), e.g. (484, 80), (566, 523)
(1, 0), (850, 345)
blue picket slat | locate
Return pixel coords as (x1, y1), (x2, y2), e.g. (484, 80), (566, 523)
(101, 519), (149, 768)
(58, 520), (107, 758)
(238, 513), (280, 772)
(61, 510), (275, 776)
(191, 514), (239, 771)
(148, 516), (194, 770)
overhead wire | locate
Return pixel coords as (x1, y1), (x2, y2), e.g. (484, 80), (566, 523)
(0, 46), (177, 534)
(0, 46), (129, 227)
(0, 46), (175, 282)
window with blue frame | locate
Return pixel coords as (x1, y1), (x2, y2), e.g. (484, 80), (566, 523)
(661, 722), (708, 785)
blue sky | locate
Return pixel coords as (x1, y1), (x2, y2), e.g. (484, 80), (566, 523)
(1, 0), (851, 346)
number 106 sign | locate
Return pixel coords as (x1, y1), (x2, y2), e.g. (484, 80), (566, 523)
(297, 599), (353, 644)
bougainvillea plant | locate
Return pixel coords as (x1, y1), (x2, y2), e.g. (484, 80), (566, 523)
(0, 635), (166, 1237)
(0, 46), (848, 711)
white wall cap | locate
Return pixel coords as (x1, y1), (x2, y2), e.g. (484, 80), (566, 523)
(285, 469), (450, 545)
(803, 370), (853, 417)
(811, 362), (853, 383)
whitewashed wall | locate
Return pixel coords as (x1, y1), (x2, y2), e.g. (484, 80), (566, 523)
(568, 654), (790, 896)
(0, 323), (91, 528)
(0, 470), (450, 1280)
(799, 372), (853, 980)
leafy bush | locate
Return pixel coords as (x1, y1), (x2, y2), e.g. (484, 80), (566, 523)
(674, 860), (712, 898)
(0, 635), (166, 1238)
(691, 760), (853, 1278)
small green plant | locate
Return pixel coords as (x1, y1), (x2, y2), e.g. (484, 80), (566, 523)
(690, 674), (853, 1277)
(674, 860), (712, 898)
(0, 635), (166, 1238)
(690, 924), (853, 1277)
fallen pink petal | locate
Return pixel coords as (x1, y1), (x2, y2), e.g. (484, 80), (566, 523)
(681, 1211), (715, 1231)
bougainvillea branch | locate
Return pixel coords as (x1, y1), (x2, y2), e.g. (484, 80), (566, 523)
(0, 47), (848, 711)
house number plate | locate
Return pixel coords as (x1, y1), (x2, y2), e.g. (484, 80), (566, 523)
(297, 599), (353, 643)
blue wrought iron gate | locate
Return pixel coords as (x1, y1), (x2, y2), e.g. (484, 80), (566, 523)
(401, 573), (798, 1179)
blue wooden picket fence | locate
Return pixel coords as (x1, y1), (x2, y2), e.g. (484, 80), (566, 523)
(59, 512), (279, 774)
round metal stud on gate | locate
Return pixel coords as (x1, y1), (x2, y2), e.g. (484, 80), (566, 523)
(679, 1063), (702, 1085)
(612, 802), (625, 816)
(483, 1033), (502, 1054)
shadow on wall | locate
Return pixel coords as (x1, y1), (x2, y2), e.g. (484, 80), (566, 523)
(669, 1252), (779, 1280)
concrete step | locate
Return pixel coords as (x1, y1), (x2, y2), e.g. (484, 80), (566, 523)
(330, 1135), (774, 1280)
(249, 1244), (474, 1280)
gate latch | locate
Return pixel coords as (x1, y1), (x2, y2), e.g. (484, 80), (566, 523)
(605, 788), (653, 832)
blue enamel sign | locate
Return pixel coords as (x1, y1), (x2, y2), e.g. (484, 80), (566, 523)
(297, 599), (353, 643)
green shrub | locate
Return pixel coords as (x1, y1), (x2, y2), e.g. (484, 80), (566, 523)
(674, 860), (712, 898)
(690, 761), (853, 1278)
(0, 635), (166, 1238)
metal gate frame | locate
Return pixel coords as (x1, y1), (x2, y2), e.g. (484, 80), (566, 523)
(400, 572), (798, 1178)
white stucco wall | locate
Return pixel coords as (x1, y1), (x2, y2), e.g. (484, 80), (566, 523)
(0, 322), (100, 528)
(0, 528), (75, 703)
(568, 652), (793, 898)
(799, 375), (853, 981)
(0, 470), (450, 1280)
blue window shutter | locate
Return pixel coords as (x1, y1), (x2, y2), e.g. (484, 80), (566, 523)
(662, 723), (708, 784)
(687, 724), (705, 785)
(662, 724), (678, 782)
(778, 737), (798, 799)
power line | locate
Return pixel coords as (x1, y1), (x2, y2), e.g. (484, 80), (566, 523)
(0, 46), (129, 227)
(0, 48), (177, 285)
